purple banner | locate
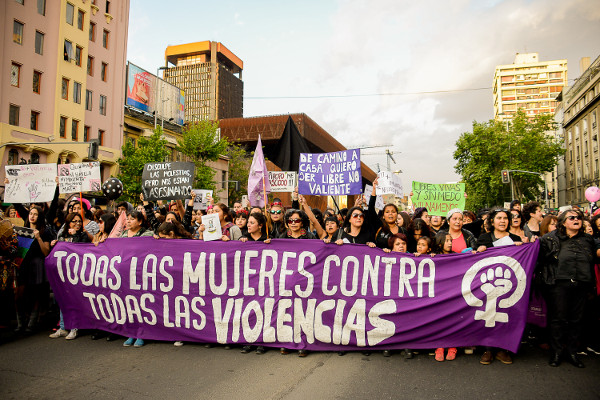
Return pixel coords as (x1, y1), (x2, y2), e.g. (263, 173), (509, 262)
(45, 238), (539, 352)
(298, 149), (362, 195)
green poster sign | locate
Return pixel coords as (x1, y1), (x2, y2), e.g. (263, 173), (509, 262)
(411, 181), (466, 216)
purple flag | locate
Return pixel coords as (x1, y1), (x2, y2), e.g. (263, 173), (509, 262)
(247, 135), (271, 207)
(46, 238), (539, 352)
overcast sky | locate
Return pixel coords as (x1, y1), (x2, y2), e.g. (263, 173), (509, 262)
(127, 0), (600, 186)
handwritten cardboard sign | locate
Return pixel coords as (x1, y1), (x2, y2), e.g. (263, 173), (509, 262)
(411, 181), (466, 216)
(376, 171), (404, 197)
(58, 162), (101, 193)
(364, 184), (385, 210)
(191, 189), (213, 210)
(268, 171), (297, 192)
(4, 164), (57, 203)
(298, 149), (362, 196)
(141, 162), (195, 201)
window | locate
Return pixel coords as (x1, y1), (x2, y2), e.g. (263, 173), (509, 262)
(35, 31), (44, 54)
(73, 81), (82, 104)
(84, 126), (90, 142)
(8, 149), (19, 165)
(33, 70), (42, 93)
(61, 77), (69, 99)
(72, 119), (79, 141)
(9, 104), (20, 126)
(75, 46), (82, 66)
(31, 111), (40, 130)
(102, 29), (109, 49)
(66, 3), (74, 25)
(87, 56), (94, 76)
(98, 129), (105, 145)
(106, 1), (110, 14)
(99, 95), (107, 115)
(64, 40), (73, 61)
(16, 0), (24, 4)
(59, 116), (67, 138)
(37, 0), (45, 15)
(86, 89), (92, 110)
(89, 22), (96, 41)
(30, 153), (40, 164)
(11, 63), (20, 87)
(13, 21), (24, 45)
(101, 62), (107, 81)
(77, 9), (84, 30)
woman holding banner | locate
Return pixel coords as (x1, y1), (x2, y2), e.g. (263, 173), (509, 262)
(329, 206), (375, 247)
(368, 179), (404, 250)
(440, 209), (477, 253)
(266, 199), (287, 239)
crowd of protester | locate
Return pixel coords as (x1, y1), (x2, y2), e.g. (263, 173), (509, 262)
(1, 178), (599, 368)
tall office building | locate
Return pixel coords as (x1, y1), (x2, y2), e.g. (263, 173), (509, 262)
(493, 53), (568, 120)
(1, 0), (129, 185)
(163, 41), (243, 122)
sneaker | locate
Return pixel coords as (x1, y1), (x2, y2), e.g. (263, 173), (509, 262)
(480, 351), (493, 365)
(586, 346), (600, 355)
(435, 348), (445, 362)
(123, 337), (135, 347)
(495, 350), (513, 364)
(446, 347), (457, 361)
(66, 329), (78, 340)
(255, 346), (266, 354)
(405, 349), (414, 359)
(383, 350), (392, 357)
(174, 341), (184, 347)
(298, 349), (308, 357)
(241, 345), (252, 353)
(49, 329), (68, 338)
(464, 346), (475, 355)
(134, 338), (145, 347)
(280, 348), (290, 355)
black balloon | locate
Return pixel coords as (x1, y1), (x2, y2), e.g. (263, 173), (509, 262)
(102, 178), (123, 200)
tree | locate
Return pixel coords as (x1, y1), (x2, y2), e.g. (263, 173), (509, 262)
(117, 127), (170, 204)
(454, 109), (564, 210)
(225, 144), (253, 203)
(177, 120), (229, 198)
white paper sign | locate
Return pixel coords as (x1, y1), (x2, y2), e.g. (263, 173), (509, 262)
(58, 162), (101, 193)
(376, 171), (404, 197)
(201, 213), (222, 241)
(191, 189), (213, 210)
(268, 171), (297, 192)
(364, 184), (385, 210)
(4, 163), (57, 203)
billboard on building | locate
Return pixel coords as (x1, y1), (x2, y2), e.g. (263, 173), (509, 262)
(126, 62), (185, 125)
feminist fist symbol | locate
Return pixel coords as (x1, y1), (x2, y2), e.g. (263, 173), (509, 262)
(462, 256), (526, 328)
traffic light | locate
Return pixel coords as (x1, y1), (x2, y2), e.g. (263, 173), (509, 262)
(501, 170), (510, 184)
(88, 139), (99, 160)
(548, 191), (553, 200)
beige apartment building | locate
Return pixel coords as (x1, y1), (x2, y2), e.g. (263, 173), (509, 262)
(562, 56), (600, 209)
(1, 0), (129, 196)
(493, 53), (568, 121)
(163, 41), (243, 123)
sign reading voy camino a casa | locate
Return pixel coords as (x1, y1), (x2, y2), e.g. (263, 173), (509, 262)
(298, 149), (362, 195)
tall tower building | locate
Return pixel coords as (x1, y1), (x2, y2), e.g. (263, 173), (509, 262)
(493, 53), (568, 120)
(163, 41), (243, 122)
(1, 0), (129, 185)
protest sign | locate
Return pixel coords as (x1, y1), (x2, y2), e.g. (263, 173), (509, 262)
(201, 214), (222, 241)
(376, 172), (404, 197)
(58, 162), (101, 193)
(4, 163), (56, 203)
(268, 171), (297, 192)
(298, 149), (362, 196)
(46, 238), (539, 352)
(141, 162), (195, 201)
(364, 184), (384, 210)
(411, 181), (466, 216)
(191, 190), (213, 210)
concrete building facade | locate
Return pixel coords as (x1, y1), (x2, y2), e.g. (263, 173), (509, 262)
(163, 41), (243, 123)
(561, 55), (600, 209)
(1, 0), (130, 196)
(493, 53), (567, 121)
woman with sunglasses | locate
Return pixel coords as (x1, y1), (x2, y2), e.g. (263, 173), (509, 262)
(330, 206), (375, 247)
(538, 209), (599, 368)
(509, 209), (528, 242)
(49, 212), (92, 340)
(266, 199), (287, 238)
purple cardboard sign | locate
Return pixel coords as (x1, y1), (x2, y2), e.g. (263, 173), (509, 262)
(298, 149), (362, 195)
(45, 238), (539, 352)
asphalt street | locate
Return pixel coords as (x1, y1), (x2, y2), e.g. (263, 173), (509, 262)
(1, 331), (599, 400)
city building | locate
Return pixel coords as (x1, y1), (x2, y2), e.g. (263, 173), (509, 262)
(561, 56), (600, 209)
(493, 53), (568, 121)
(1, 0), (130, 191)
(163, 41), (243, 122)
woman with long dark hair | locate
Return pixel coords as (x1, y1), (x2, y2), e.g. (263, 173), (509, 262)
(329, 206), (375, 246)
(407, 218), (431, 253)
